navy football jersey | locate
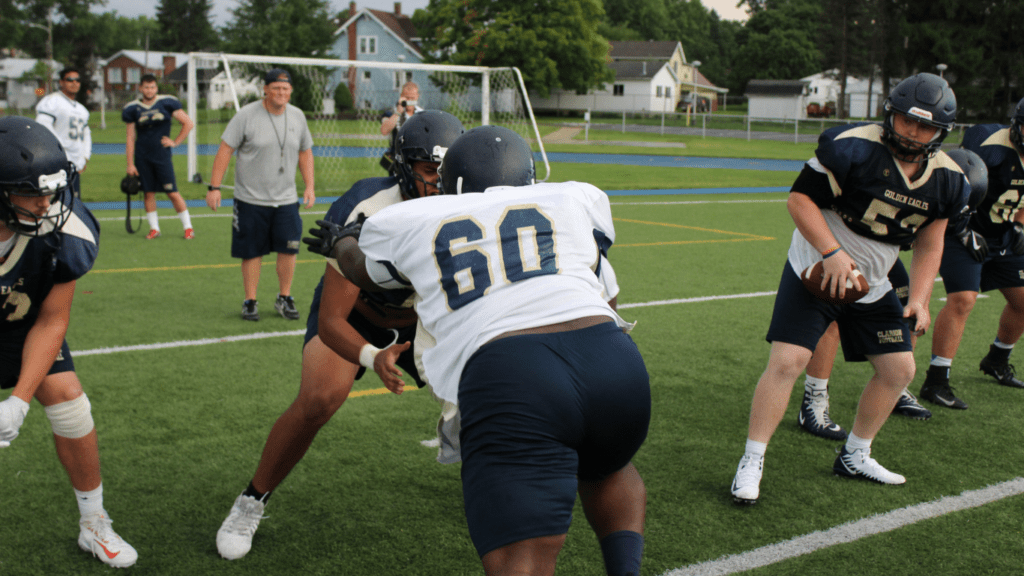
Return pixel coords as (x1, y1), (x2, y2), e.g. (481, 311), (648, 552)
(122, 95), (182, 158)
(797, 123), (967, 246)
(323, 176), (414, 311)
(962, 124), (1024, 239)
(1, 190), (99, 338)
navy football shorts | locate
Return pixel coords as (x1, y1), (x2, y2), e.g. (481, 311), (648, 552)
(766, 261), (912, 362)
(135, 152), (177, 193)
(458, 321), (650, 557)
(889, 257), (909, 307)
(939, 234), (1024, 294)
(304, 276), (424, 387)
(0, 338), (75, 389)
(231, 200), (302, 259)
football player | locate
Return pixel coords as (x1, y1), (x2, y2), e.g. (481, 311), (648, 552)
(122, 73), (196, 240)
(0, 117), (137, 567)
(34, 68), (91, 198)
(797, 149), (989, 439)
(309, 125), (650, 576)
(919, 97), (1024, 408)
(730, 73), (968, 505)
(215, 111), (465, 560)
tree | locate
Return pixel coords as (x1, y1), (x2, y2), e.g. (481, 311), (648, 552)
(221, 0), (335, 57)
(413, 0), (614, 98)
(156, 0), (219, 52)
(729, 0), (821, 93)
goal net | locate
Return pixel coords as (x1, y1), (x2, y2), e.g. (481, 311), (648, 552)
(185, 52), (549, 195)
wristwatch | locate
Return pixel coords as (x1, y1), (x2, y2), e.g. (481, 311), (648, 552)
(207, 185), (220, 192)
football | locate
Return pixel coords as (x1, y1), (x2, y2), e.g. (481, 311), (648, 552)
(801, 261), (869, 304)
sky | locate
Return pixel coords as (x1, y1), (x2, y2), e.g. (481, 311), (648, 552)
(96, 0), (749, 26)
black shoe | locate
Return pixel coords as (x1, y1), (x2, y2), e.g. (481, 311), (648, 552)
(892, 390), (932, 420)
(979, 356), (1024, 388)
(274, 294), (300, 320)
(242, 299), (259, 321)
(919, 366), (967, 409)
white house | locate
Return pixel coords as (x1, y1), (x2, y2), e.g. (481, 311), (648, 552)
(205, 70), (262, 110)
(801, 70), (887, 118)
(0, 58), (60, 111)
(744, 79), (810, 120)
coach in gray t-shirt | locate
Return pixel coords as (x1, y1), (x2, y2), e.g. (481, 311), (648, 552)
(206, 68), (316, 322)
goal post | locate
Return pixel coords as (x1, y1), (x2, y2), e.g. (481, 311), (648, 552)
(186, 52), (550, 195)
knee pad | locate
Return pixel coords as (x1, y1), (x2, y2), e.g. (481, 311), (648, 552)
(44, 393), (94, 439)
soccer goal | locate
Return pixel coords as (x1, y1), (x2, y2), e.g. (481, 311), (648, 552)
(185, 52), (550, 195)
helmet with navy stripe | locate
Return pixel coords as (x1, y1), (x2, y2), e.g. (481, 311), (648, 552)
(438, 125), (536, 195)
(394, 110), (465, 200)
(882, 73), (957, 163)
(1009, 97), (1024, 155)
(945, 148), (987, 212)
(0, 116), (75, 236)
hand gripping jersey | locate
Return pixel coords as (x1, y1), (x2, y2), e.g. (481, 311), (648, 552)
(789, 122), (967, 302)
(122, 95), (183, 159)
(34, 92), (91, 171)
(358, 181), (627, 404)
(325, 176), (416, 313)
(0, 190), (99, 338)
(962, 124), (1024, 240)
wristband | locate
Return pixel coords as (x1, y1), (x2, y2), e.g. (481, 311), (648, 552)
(359, 344), (381, 369)
(207, 185), (220, 192)
(822, 246), (842, 258)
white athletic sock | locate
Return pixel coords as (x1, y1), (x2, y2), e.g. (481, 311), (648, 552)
(846, 433), (871, 454)
(804, 375), (828, 394)
(146, 211), (160, 232)
(930, 355), (953, 368)
(744, 439), (767, 458)
(994, 338), (1014, 350)
(75, 484), (104, 517)
(179, 210), (192, 230)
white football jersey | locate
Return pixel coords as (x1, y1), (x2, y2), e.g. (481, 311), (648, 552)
(35, 92), (92, 171)
(359, 181), (627, 403)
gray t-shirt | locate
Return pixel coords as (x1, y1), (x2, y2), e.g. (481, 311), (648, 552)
(221, 100), (313, 206)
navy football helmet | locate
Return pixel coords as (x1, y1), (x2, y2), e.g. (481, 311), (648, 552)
(439, 125), (536, 194)
(946, 148), (988, 211)
(0, 116), (75, 236)
(882, 73), (957, 163)
(1009, 97), (1024, 155)
(394, 110), (465, 200)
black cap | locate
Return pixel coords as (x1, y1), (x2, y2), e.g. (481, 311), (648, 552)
(264, 68), (291, 85)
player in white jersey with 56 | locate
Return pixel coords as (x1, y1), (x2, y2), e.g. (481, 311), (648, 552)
(306, 126), (651, 576)
(35, 68), (91, 198)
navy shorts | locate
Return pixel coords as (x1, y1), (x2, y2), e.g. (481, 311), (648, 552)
(939, 233), (1024, 294)
(304, 277), (424, 387)
(231, 200), (302, 259)
(0, 338), (75, 389)
(889, 258), (909, 307)
(766, 261), (912, 362)
(458, 322), (650, 557)
(136, 152), (177, 193)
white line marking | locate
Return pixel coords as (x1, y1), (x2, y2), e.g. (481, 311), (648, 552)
(663, 477), (1024, 576)
(74, 330), (304, 357)
(618, 291), (776, 308)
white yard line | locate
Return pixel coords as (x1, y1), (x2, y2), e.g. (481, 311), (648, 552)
(663, 477), (1024, 576)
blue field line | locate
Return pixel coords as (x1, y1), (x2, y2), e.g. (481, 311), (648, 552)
(90, 143), (803, 172)
(83, 187), (790, 212)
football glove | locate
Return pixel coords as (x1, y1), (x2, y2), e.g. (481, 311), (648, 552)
(1012, 223), (1024, 256)
(0, 396), (30, 447)
(303, 213), (366, 257)
(957, 228), (989, 263)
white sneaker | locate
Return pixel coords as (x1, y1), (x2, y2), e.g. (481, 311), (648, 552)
(216, 494), (266, 560)
(78, 511), (138, 568)
(833, 446), (906, 484)
(731, 453), (763, 505)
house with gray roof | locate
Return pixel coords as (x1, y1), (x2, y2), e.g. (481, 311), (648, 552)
(744, 79), (810, 120)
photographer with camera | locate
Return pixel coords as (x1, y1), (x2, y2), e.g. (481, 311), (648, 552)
(379, 81), (422, 136)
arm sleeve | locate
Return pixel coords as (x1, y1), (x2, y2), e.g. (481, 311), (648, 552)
(220, 111), (246, 150)
(790, 162), (834, 208)
(34, 98), (56, 132)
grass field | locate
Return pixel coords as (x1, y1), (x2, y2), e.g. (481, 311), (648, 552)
(2, 133), (1023, 575)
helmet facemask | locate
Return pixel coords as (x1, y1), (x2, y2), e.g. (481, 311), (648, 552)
(0, 166), (75, 237)
(883, 107), (948, 164)
(395, 144), (446, 200)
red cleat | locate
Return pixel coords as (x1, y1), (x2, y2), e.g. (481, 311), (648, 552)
(145, 229), (161, 240)
(184, 228), (195, 240)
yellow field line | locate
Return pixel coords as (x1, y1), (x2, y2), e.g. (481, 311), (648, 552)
(92, 259), (326, 274)
(613, 217), (773, 239)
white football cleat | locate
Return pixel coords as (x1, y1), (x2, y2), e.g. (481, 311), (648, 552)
(731, 453), (763, 505)
(217, 494), (267, 560)
(833, 446), (906, 484)
(78, 511), (138, 568)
